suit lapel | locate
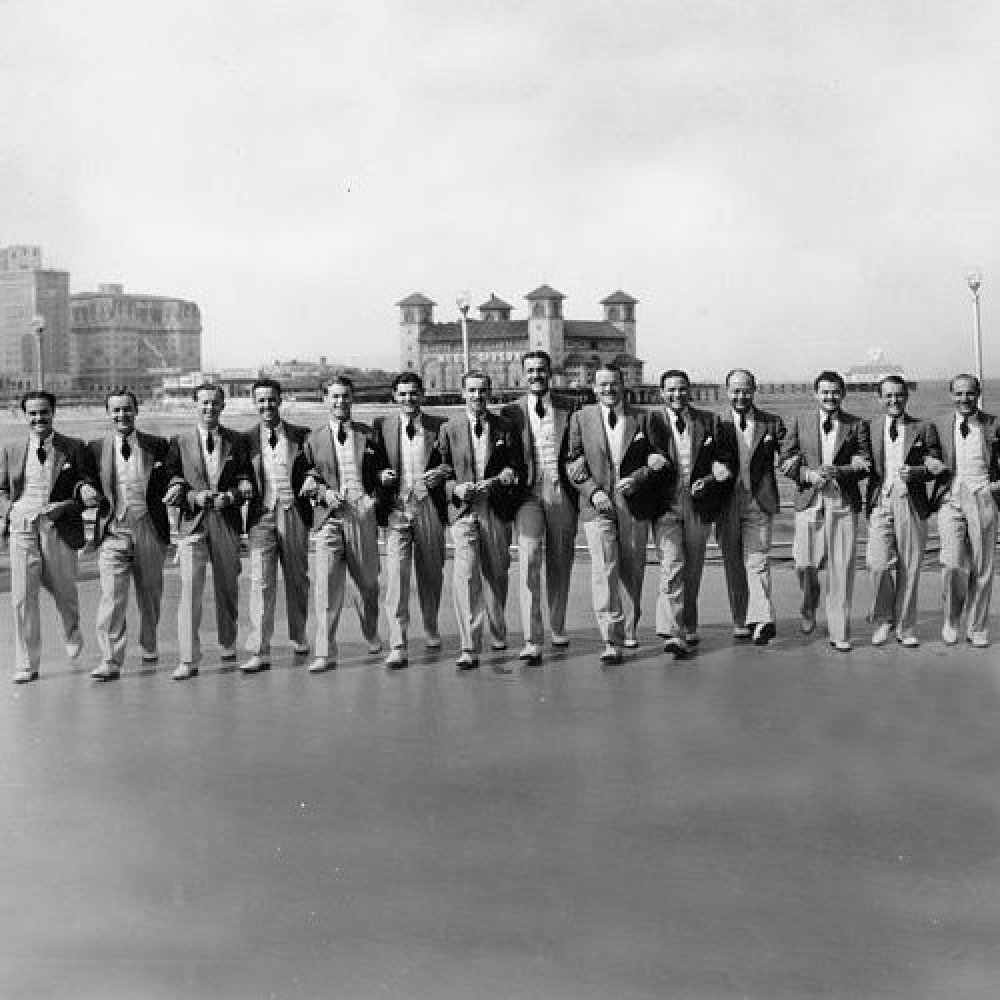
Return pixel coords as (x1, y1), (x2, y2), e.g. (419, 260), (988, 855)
(872, 415), (885, 473)
(901, 415), (918, 460)
(48, 434), (66, 495)
(621, 410), (638, 460)
(250, 424), (264, 483)
(690, 410), (706, 459)
(831, 415), (847, 464)
(420, 416), (434, 468)
(749, 409), (765, 457)
(102, 433), (116, 496)
(352, 421), (364, 474)
(217, 428), (232, 478)
(385, 415), (401, 472)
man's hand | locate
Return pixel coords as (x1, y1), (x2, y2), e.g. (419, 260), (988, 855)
(379, 469), (398, 486)
(591, 489), (614, 514)
(849, 455), (870, 474)
(79, 483), (100, 508)
(237, 480), (254, 501)
(710, 461), (731, 482)
(164, 483), (185, 506)
(192, 490), (215, 510)
(422, 467), (447, 489)
(924, 456), (946, 477)
(299, 475), (320, 499)
(211, 492), (234, 511)
(647, 452), (668, 472)
(898, 465), (921, 483)
(690, 477), (708, 497)
(453, 482), (477, 504)
(616, 475), (638, 497)
(497, 467), (516, 487)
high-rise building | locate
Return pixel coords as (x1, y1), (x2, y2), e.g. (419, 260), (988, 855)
(0, 245), (72, 388)
(398, 285), (644, 393)
(70, 283), (202, 392)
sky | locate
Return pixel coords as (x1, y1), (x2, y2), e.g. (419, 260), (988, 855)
(1, 0), (999, 381)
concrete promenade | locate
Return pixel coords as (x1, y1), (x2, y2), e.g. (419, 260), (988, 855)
(1, 556), (999, 998)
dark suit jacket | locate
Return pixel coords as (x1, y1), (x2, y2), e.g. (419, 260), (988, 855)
(864, 414), (941, 520)
(372, 411), (450, 526)
(166, 425), (252, 537)
(716, 407), (787, 517)
(779, 409), (872, 513)
(242, 421), (314, 531)
(565, 404), (666, 522)
(302, 420), (383, 530)
(88, 430), (172, 546)
(499, 395), (578, 510)
(929, 410), (1000, 510)
(647, 406), (738, 523)
(437, 410), (525, 524)
(0, 431), (97, 550)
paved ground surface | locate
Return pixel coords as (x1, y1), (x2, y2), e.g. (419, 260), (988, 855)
(1, 555), (1000, 999)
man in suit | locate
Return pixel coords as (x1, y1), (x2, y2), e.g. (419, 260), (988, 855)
(780, 370), (872, 652)
(929, 373), (1000, 648)
(500, 350), (578, 665)
(164, 382), (253, 679)
(865, 376), (941, 649)
(372, 372), (450, 669)
(649, 369), (737, 657)
(715, 368), (786, 646)
(300, 375), (384, 672)
(437, 370), (525, 670)
(87, 389), (172, 681)
(239, 378), (313, 673)
(1, 390), (99, 682)
(565, 364), (667, 665)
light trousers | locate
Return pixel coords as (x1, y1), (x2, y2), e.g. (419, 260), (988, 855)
(176, 511), (242, 665)
(793, 489), (857, 643)
(514, 482), (578, 643)
(582, 491), (648, 645)
(866, 490), (927, 639)
(450, 500), (510, 653)
(96, 511), (166, 666)
(312, 497), (381, 661)
(10, 516), (80, 673)
(938, 483), (997, 638)
(653, 491), (713, 637)
(716, 484), (775, 628)
(246, 505), (310, 655)
(384, 498), (446, 650)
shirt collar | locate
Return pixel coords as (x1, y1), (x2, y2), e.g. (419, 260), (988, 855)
(198, 425), (219, 443)
(262, 421), (284, 440)
(31, 430), (54, 447)
(819, 411), (840, 429)
(329, 418), (351, 435)
(732, 408), (753, 425)
(669, 407), (690, 426)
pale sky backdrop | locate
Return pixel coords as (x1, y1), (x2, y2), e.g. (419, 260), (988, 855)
(1, 0), (999, 380)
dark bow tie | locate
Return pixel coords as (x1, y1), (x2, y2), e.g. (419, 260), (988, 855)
(474, 419), (483, 438)
(888, 418), (898, 442)
(205, 432), (215, 455)
(535, 399), (546, 419)
(337, 423), (348, 445)
(821, 416), (834, 435)
(405, 420), (417, 440)
(959, 418), (970, 439)
(120, 436), (132, 461)
(268, 428), (278, 449)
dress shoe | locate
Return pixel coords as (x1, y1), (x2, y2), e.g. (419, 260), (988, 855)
(683, 631), (700, 647)
(455, 651), (480, 670)
(968, 632), (990, 649)
(871, 623), (892, 647)
(518, 643), (543, 664)
(13, 669), (39, 684)
(91, 663), (121, 682)
(490, 639), (508, 652)
(385, 648), (409, 670)
(291, 641), (310, 656)
(140, 649), (159, 664)
(897, 635), (920, 648)
(941, 622), (959, 645)
(424, 632), (442, 650)
(367, 640), (384, 656)
(219, 646), (237, 662)
(663, 636), (691, 658)
(172, 663), (199, 681)
(308, 657), (335, 673)
(801, 612), (816, 635)
(551, 633), (570, 648)
(239, 655), (271, 673)
(623, 637), (639, 650)
(733, 625), (753, 640)
(829, 639), (852, 653)
(599, 643), (623, 664)
(65, 637), (84, 660)
(753, 623), (776, 646)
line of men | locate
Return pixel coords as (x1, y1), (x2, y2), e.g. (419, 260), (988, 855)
(1, 357), (997, 684)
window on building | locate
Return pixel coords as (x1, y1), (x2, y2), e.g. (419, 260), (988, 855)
(532, 302), (545, 319)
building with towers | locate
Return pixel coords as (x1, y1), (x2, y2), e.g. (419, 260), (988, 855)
(397, 284), (644, 393)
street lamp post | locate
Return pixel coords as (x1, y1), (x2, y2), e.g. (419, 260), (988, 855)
(967, 273), (984, 386)
(456, 291), (471, 378)
(31, 315), (45, 390)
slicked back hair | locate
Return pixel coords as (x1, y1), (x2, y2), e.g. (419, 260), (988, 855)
(659, 369), (691, 388)
(594, 363), (623, 384)
(877, 375), (909, 397)
(105, 387), (139, 410)
(393, 371), (424, 393)
(192, 382), (225, 403)
(725, 368), (756, 388)
(462, 370), (492, 390)
(325, 374), (355, 394)
(252, 378), (283, 399)
(813, 370), (846, 394)
(522, 350), (552, 371)
(20, 389), (57, 412)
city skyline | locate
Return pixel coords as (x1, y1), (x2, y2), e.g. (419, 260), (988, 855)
(2, 1), (999, 381)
